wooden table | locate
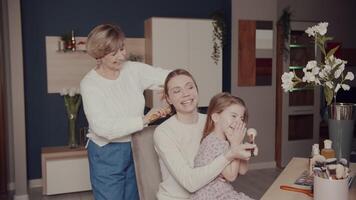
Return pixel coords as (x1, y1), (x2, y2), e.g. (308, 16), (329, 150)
(261, 157), (356, 200)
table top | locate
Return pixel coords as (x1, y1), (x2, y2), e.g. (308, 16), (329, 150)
(261, 157), (356, 200)
(42, 146), (86, 154)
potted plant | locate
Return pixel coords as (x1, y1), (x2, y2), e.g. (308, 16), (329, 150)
(281, 22), (355, 160)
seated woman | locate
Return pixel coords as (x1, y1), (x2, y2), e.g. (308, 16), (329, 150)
(153, 69), (256, 200)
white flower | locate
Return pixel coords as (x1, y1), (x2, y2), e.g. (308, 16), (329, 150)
(305, 22), (328, 37)
(305, 27), (315, 37)
(282, 72), (294, 82)
(312, 66), (320, 75)
(306, 60), (317, 70)
(334, 57), (345, 65)
(335, 84), (341, 93)
(302, 71), (316, 83)
(281, 72), (295, 92)
(68, 88), (77, 97)
(341, 84), (350, 91)
(334, 65), (345, 79)
(326, 81), (333, 89)
(60, 88), (68, 96)
(319, 65), (331, 79)
(281, 22), (354, 106)
(282, 81), (294, 92)
(315, 22), (328, 36)
(345, 72), (354, 81)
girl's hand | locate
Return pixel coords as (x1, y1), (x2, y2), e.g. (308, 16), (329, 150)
(225, 121), (246, 145)
(225, 143), (255, 161)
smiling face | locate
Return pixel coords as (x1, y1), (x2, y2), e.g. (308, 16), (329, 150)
(202, 92), (248, 140)
(166, 74), (199, 115)
(213, 104), (245, 134)
(100, 45), (127, 72)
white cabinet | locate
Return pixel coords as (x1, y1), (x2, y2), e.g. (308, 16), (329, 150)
(144, 17), (222, 108)
(41, 146), (91, 195)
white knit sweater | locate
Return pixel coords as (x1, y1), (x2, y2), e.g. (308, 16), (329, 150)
(154, 114), (230, 200)
(80, 61), (169, 146)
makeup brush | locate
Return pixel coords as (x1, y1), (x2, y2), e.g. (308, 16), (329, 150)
(247, 128), (257, 156)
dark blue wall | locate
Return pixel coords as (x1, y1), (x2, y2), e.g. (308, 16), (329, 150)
(21, 0), (231, 179)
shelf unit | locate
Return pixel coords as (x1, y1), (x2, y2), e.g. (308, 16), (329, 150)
(276, 21), (320, 167)
(45, 36), (145, 93)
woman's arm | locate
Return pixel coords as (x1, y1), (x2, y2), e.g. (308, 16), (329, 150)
(132, 62), (171, 90)
(80, 81), (144, 140)
(154, 128), (231, 192)
(221, 159), (241, 182)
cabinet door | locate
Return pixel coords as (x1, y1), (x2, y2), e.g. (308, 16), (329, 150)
(150, 18), (189, 70)
(145, 18), (222, 108)
(188, 20), (222, 107)
(279, 21), (320, 167)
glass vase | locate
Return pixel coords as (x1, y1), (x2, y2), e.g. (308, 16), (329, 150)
(328, 103), (355, 160)
(68, 115), (78, 148)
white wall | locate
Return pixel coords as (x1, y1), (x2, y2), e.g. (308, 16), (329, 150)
(231, 0), (277, 165)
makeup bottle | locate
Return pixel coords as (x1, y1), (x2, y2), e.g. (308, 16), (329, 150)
(321, 139), (336, 159)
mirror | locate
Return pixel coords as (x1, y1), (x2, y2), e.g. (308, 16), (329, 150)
(238, 20), (273, 86)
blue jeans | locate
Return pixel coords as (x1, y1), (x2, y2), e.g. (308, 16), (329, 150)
(87, 140), (139, 200)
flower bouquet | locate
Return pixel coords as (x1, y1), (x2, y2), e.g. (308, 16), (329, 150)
(281, 22), (354, 106)
(60, 88), (81, 148)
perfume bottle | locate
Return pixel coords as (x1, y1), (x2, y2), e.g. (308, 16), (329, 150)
(312, 143), (320, 157)
(321, 139), (336, 159)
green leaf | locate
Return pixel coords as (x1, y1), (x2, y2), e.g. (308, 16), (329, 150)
(326, 45), (339, 59)
(324, 86), (334, 106)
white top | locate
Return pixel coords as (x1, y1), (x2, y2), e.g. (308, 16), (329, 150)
(80, 61), (169, 146)
(154, 113), (230, 200)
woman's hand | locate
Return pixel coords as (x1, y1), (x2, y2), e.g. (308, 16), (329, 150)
(143, 106), (171, 125)
(225, 120), (246, 146)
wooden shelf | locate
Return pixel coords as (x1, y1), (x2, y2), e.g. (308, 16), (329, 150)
(45, 36), (145, 93)
(289, 44), (310, 48)
(289, 66), (304, 70)
(56, 49), (87, 53)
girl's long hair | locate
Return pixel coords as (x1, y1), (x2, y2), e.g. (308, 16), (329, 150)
(202, 92), (248, 142)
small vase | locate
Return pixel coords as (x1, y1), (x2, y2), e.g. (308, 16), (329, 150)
(68, 114), (78, 148)
(328, 103), (355, 160)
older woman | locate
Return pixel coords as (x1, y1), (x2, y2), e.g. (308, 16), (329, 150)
(80, 24), (170, 200)
(154, 69), (255, 200)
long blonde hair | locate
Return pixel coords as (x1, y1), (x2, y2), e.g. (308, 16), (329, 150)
(202, 92), (248, 142)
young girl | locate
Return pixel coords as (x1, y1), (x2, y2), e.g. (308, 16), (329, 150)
(191, 92), (255, 200)
(154, 69), (256, 200)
